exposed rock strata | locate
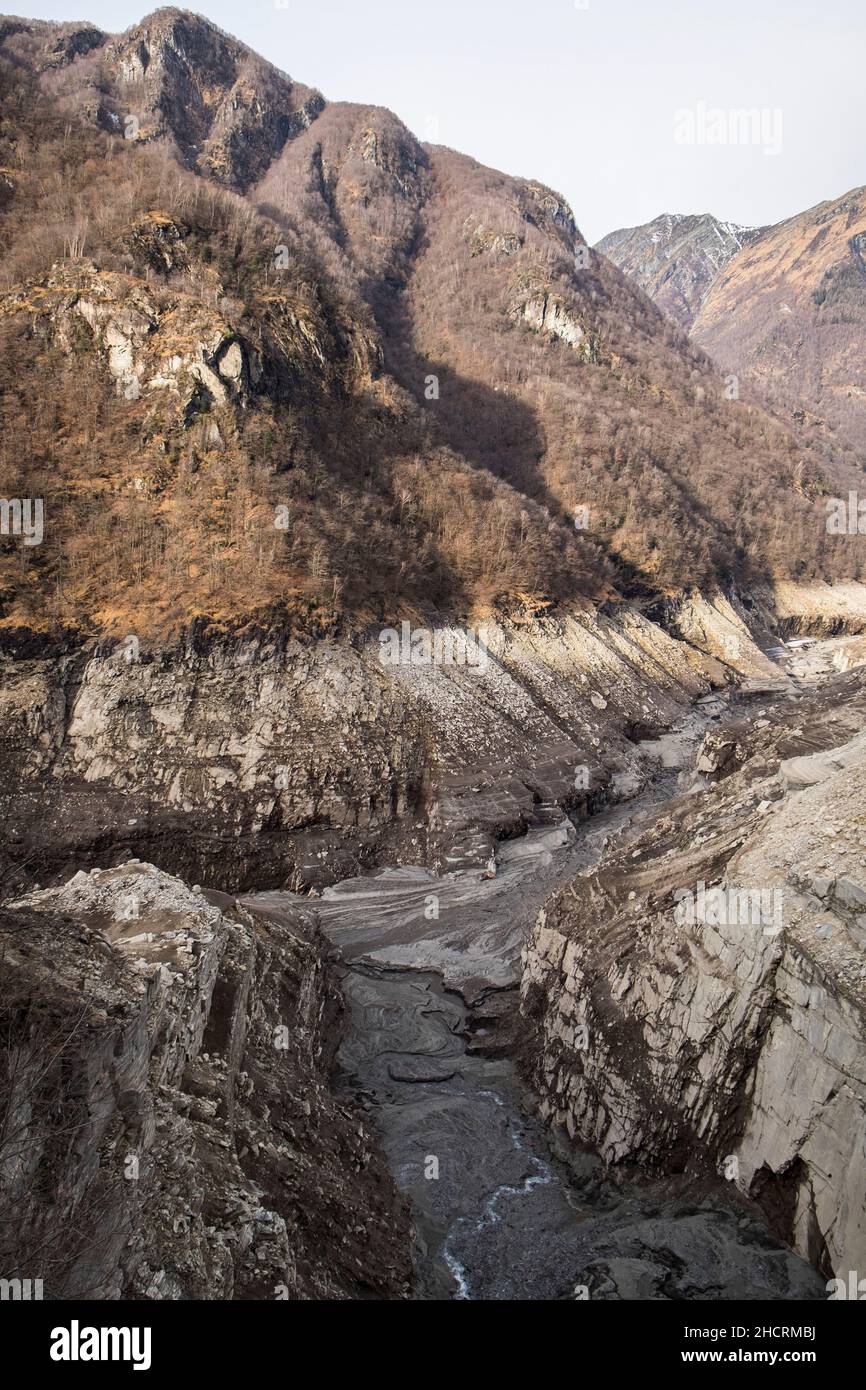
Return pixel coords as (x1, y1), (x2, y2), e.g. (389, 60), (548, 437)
(520, 668), (866, 1278)
(3, 588), (866, 896)
(0, 862), (411, 1299)
(0, 603), (718, 894)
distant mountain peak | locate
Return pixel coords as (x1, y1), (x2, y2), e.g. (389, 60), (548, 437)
(692, 185), (866, 450)
(597, 212), (765, 327)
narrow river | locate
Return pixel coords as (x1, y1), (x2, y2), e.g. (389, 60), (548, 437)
(334, 962), (598, 1299)
(246, 643), (847, 1300)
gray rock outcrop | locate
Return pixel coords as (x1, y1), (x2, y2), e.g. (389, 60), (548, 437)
(0, 863), (411, 1299)
(520, 668), (866, 1279)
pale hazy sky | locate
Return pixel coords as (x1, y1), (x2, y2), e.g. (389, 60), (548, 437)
(21, 0), (866, 242)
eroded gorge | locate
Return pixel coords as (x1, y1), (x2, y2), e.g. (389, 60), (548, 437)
(3, 603), (865, 1300)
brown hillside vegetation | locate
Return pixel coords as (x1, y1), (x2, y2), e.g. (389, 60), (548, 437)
(692, 187), (866, 452)
(0, 9), (862, 641)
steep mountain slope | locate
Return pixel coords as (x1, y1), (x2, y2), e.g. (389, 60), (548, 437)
(0, 8), (863, 647)
(692, 187), (866, 450)
(0, 44), (601, 636)
(598, 192), (866, 454)
(255, 108), (859, 597)
(1, 8), (325, 189)
(597, 213), (764, 330)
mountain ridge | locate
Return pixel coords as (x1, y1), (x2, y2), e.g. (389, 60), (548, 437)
(599, 188), (866, 452)
(596, 212), (766, 329)
(0, 8), (862, 642)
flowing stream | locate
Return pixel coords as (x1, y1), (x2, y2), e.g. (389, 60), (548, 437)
(323, 775), (704, 1298)
(247, 643), (848, 1299)
(251, 710), (723, 1297)
(334, 962), (598, 1299)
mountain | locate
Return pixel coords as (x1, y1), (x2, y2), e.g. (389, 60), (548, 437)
(0, 8), (862, 645)
(3, 10), (866, 1307)
(692, 187), (866, 450)
(596, 213), (764, 329)
(0, 9), (324, 190)
(599, 191), (866, 453)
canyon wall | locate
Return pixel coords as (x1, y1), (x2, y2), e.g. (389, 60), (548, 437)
(0, 602), (715, 894)
(520, 670), (866, 1278)
(0, 862), (411, 1299)
(3, 588), (866, 1297)
(8, 581), (866, 895)
(6, 585), (864, 897)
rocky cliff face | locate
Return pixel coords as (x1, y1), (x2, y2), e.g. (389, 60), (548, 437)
(4, 586), (866, 897)
(520, 667), (866, 1278)
(0, 249), (376, 425)
(0, 862), (411, 1299)
(0, 602), (705, 892)
(518, 289), (601, 360)
(597, 214), (764, 329)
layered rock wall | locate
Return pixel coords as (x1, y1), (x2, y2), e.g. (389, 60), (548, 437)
(0, 862), (411, 1299)
(0, 603), (714, 892)
(520, 671), (866, 1277)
